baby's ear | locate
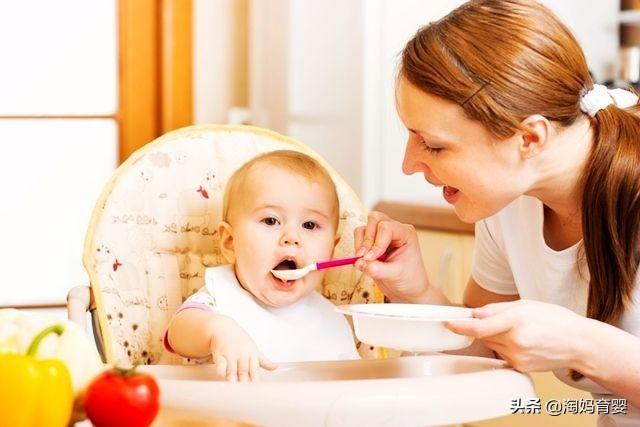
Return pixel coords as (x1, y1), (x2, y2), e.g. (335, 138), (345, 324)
(217, 222), (236, 263)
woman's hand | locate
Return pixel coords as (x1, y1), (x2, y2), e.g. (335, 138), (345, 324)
(445, 299), (590, 373)
(353, 211), (431, 303)
(208, 316), (277, 382)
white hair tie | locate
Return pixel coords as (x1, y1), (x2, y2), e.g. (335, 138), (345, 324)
(579, 84), (639, 117)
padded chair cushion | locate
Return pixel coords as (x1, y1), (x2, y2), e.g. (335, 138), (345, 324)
(83, 125), (383, 365)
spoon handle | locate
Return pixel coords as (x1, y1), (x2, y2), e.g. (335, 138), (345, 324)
(316, 256), (360, 270)
(316, 252), (388, 271)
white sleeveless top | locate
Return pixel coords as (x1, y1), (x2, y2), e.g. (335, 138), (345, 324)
(472, 196), (640, 426)
(202, 265), (359, 363)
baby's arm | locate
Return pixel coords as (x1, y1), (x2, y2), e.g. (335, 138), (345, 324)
(164, 290), (276, 381)
(165, 307), (229, 358)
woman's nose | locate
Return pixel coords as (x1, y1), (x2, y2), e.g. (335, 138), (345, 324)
(402, 139), (425, 175)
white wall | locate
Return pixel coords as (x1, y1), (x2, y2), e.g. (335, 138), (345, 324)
(0, 2), (118, 306)
(247, 0), (365, 197)
(193, 0), (248, 124)
(201, 0), (620, 209)
(371, 0), (620, 208)
(0, 1), (117, 115)
(287, 1), (364, 196)
(372, 0), (467, 208)
(545, 0), (619, 82)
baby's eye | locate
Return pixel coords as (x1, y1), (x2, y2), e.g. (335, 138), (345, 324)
(261, 217), (279, 226)
(302, 221), (318, 230)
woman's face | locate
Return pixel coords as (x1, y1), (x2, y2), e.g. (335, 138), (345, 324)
(396, 76), (532, 223)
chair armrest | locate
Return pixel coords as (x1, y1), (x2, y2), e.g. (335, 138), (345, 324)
(66, 285), (94, 332)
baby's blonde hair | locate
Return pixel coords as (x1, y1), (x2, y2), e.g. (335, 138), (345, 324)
(222, 150), (340, 228)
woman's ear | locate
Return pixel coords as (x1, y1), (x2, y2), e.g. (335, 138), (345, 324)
(518, 115), (551, 159)
(217, 221), (236, 264)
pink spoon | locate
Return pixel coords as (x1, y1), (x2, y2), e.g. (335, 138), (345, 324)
(271, 253), (387, 281)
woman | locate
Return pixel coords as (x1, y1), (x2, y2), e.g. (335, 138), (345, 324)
(354, 0), (640, 425)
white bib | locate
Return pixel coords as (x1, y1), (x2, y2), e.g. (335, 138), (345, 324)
(204, 265), (360, 363)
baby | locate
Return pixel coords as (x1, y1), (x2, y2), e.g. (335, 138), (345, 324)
(163, 150), (359, 381)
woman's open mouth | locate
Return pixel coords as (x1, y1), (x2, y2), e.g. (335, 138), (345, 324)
(443, 185), (461, 204)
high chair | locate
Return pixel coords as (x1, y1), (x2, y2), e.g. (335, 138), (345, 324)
(67, 125), (536, 426)
(67, 124), (384, 365)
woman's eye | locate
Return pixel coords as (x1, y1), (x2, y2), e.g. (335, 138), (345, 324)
(423, 145), (443, 154)
(421, 139), (442, 154)
(262, 217), (279, 226)
(414, 134), (442, 154)
(302, 221), (318, 230)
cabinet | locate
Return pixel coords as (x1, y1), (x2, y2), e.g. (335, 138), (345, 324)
(416, 229), (473, 305)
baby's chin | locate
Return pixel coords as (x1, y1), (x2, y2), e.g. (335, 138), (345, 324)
(256, 291), (303, 308)
(256, 280), (318, 308)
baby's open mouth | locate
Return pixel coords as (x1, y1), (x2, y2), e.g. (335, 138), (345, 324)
(271, 257), (299, 287)
(273, 258), (297, 271)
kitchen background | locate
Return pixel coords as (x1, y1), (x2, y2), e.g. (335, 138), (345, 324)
(2, 0), (630, 309)
(1, 1), (635, 425)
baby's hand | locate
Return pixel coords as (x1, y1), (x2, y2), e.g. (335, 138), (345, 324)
(209, 317), (277, 382)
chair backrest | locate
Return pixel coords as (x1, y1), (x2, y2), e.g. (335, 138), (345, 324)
(83, 125), (383, 365)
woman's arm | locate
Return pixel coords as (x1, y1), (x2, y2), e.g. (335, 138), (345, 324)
(576, 318), (640, 409)
(444, 278), (520, 359)
(446, 299), (640, 408)
(463, 277), (521, 307)
(353, 212), (520, 358)
(354, 211), (450, 304)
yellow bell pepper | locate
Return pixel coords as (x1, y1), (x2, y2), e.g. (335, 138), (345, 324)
(0, 324), (74, 427)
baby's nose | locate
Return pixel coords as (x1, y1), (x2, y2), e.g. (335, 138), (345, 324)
(281, 237), (300, 246)
(280, 231), (300, 246)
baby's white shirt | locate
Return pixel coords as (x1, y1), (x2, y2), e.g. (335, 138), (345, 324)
(191, 264), (360, 363)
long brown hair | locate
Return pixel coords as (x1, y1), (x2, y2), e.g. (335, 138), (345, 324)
(401, 0), (640, 379)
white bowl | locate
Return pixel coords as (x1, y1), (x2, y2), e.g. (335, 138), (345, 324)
(336, 303), (475, 352)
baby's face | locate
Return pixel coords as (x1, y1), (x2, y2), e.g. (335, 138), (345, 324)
(221, 164), (338, 307)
